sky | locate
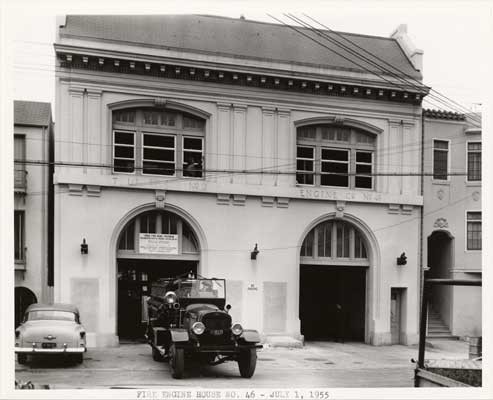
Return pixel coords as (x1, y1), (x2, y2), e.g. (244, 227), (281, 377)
(4, 0), (493, 119)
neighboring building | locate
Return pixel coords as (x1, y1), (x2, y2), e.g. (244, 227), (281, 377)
(423, 109), (482, 338)
(14, 100), (54, 327)
(54, 15), (428, 347)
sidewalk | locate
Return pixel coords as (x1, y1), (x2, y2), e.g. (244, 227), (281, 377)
(15, 339), (470, 389)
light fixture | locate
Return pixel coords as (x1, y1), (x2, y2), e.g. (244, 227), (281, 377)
(397, 252), (407, 266)
(81, 238), (88, 255)
(250, 244), (259, 260)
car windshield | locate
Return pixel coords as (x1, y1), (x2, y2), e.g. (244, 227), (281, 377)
(175, 279), (225, 299)
(26, 310), (77, 322)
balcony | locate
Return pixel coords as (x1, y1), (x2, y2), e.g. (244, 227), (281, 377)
(14, 169), (27, 193)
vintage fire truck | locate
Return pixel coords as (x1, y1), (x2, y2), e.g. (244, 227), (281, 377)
(145, 273), (262, 379)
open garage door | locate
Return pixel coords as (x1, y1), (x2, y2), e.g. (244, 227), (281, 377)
(300, 265), (366, 341)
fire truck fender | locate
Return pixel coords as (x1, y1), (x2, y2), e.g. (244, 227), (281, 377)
(169, 329), (189, 342)
(240, 330), (261, 343)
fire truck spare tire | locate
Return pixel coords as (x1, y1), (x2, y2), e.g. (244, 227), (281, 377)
(238, 348), (257, 378)
(170, 344), (185, 379)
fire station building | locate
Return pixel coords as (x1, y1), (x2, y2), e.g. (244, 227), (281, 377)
(54, 15), (427, 347)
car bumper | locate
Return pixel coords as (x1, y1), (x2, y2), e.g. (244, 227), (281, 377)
(15, 347), (86, 354)
(180, 343), (263, 352)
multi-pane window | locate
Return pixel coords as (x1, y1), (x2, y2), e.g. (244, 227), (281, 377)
(466, 211), (482, 250)
(142, 134), (175, 175)
(118, 211), (198, 253)
(296, 125), (375, 189)
(14, 210), (25, 262)
(301, 220), (368, 261)
(296, 146), (315, 185)
(113, 131), (135, 173)
(112, 107), (205, 177)
(433, 140), (449, 180)
(14, 135), (26, 189)
(467, 142), (481, 181)
(183, 137), (203, 178)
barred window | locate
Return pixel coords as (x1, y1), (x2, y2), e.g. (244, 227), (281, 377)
(296, 125), (375, 189)
(433, 140), (449, 180)
(466, 211), (481, 250)
(467, 142), (481, 181)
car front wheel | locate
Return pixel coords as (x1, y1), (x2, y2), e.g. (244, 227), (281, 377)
(17, 354), (28, 365)
(238, 348), (257, 378)
(169, 344), (185, 379)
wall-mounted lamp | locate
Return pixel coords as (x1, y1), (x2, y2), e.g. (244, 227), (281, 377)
(80, 238), (88, 255)
(396, 252), (407, 266)
(250, 244), (259, 260)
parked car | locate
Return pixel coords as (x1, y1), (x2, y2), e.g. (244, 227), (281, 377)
(15, 303), (86, 364)
(146, 274), (262, 379)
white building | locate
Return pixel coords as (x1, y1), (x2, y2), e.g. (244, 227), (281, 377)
(14, 100), (53, 327)
(54, 15), (428, 347)
(423, 110), (482, 339)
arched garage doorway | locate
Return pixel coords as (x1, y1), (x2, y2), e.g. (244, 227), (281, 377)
(299, 219), (369, 342)
(15, 287), (37, 328)
(116, 208), (200, 340)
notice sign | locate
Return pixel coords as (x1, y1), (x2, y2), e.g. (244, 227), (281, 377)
(139, 233), (178, 254)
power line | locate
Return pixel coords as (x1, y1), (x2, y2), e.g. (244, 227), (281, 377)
(299, 13), (483, 124)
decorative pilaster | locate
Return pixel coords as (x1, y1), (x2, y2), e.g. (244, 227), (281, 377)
(262, 107), (276, 186)
(69, 87), (85, 164)
(277, 108), (291, 187)
(232, 104), (247, 184)
(86, 89), (102, 174)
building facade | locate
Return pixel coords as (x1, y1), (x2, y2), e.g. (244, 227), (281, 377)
(54, 15), (428, 347)
(423, 110), (482, 338)
(14, 100), (53, 327)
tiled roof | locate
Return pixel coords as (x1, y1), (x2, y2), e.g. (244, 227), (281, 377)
(14, 101), (52, 127)
(424, 109), (466, 121)
(60, 15), (421, 79)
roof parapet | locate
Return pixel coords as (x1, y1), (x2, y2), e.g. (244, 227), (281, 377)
(390, 24), (423, 72)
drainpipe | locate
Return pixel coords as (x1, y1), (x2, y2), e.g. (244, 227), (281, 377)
(419, 111), (425, 324)
(47, 121), (54, 291)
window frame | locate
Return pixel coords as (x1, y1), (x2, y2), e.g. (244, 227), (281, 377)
(141, 132), (176, 177)
(466, 141), (481, 182)
(432, 139), (450, 181)
(296, 145), (316, 186)
(112, 108), (205, 179)
(14, 210), (25, 263)
(113, 130), (136, 175)
(182, 136), (205, 179)
(296, 125), (376, 190)
(465, 210), (482, 251)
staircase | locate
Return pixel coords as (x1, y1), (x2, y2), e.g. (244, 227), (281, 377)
(427, 308), (457, 339)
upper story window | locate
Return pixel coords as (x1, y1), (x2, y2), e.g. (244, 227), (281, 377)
(433, 140), (449, 180)
(14, 135), (26, 190)
(112, 108), (205, 178)
(466, 211), (481, 250)
(467, 142), (481, 181)
(296, 125), (375, 189)
(14, 210), (25, 262)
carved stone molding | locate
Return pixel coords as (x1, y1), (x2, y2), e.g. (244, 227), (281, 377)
(401, 205), (413, 215)
(233, 103), (247, 112)
(217, 103), (231, 112)
(261, 107), (275, 116)
(216, 193), (231, 205)
(86, 185), (101, 197)
(472, 191), (480, 201)
(232, 194), (246, 206)
(68, 184), (84, 196)
(336, 200), (346, 218)
(437, 189), (445, 200)
(388, 203), (400, 214)
(277, 197), (289, 208)
(433, 217), (449, 229)
(155, 190), (166, 208)
(261, 196), (275, 207)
